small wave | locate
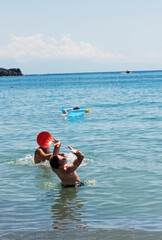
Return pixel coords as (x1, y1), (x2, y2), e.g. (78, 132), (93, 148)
(81, 158), (94, 167)
(84, 179), (97, 186)
(10, 154), (35, 167)
(10, 153), (94, 168)
(10, 154), (51, 167)
(36, 160), (50, 167)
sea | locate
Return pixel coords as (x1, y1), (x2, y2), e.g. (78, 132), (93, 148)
(0, 70), (162, 240)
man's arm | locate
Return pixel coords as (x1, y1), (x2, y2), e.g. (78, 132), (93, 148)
(66, 146), (84, 173)
(52, 139), (61, 157)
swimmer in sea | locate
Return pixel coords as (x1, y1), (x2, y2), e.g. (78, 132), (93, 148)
(60, 107), (80, 117)
(50, 139), (84, 188)
(34, 140), (66, 164)
(34, 146), (52, 164)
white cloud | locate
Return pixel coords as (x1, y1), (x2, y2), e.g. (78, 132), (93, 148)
(0, 34), (123, 61)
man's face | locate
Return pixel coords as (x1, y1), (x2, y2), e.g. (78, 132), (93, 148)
(58, 155), (67, 167)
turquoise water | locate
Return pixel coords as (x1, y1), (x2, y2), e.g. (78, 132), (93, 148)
(1, 71), (162, 239)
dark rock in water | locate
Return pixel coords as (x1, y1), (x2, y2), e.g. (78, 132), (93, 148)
(125, 70), (130, 73)
(0, 67), (23, 76)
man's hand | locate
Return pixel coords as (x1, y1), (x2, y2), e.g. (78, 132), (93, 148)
(66, 145), (84, 172)
(68, 145), (80, 155)
(53, 138), (61, 147)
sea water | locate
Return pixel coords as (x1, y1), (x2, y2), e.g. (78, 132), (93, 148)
(0, 71), (162, 239)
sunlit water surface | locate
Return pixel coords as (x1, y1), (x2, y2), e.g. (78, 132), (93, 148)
(0, 71), (162, 239)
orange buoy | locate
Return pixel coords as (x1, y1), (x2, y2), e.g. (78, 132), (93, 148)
(37, 131), (53, 148)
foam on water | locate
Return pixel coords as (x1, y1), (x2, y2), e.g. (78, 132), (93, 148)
(84, 179), (97, 186)
(10, 153), (94, 168)
(10, 154), (35, 167)
(67, 152), (94, 167)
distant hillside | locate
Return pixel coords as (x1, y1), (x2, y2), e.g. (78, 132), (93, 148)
(0, 68), (23, 76)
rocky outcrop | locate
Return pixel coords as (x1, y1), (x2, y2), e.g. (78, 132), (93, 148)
(0, 68), (23, 76)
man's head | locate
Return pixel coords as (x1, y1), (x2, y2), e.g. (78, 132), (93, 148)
(50, 155), (67, 169)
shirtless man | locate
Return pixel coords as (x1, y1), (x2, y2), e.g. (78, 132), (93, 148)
(50, 139), (84, 188)
(34, 142), (65, 164)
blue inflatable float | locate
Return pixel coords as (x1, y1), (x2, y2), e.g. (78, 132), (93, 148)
(61, 108), (89, 118)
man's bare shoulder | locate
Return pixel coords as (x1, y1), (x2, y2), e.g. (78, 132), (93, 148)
(53, 166), (73, 175)
(62, 165), (75, 174)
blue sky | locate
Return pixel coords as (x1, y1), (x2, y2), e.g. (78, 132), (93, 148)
(1, 0), (162, 74)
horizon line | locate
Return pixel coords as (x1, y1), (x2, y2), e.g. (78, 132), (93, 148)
(25, 69), (162, 76)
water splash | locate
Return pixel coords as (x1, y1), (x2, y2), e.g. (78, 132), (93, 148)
(9, 153), (94, 168)
(10, 154), (35, 167)
(84, 179), (97, 186)
(67, 152), (94, 167)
